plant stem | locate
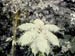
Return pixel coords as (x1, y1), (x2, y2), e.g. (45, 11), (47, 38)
(11, 11), (20, 56)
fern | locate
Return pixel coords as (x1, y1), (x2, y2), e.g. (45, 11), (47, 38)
(17, 19), (60, 56)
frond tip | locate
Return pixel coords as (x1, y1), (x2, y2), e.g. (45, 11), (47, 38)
(17, 23), (34, 31)
(45, 24), (60, 32)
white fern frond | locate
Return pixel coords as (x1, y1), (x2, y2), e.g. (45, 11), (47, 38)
(36, 34), (50, 55)
(33, 19), (44, 26)
(30, 42), (38, 56)
(45, 24), (60, 32)
(18, 31), (38, 46)
(18, 23), (35, 31)
(45, 31), (59, 46)
(17, 19), (60, 55)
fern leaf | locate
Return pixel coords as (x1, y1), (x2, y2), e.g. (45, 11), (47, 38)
(45, 24), (60, 32)
(18, 31), (38, 46)
(45, 31), (59, 46)
(18, 23), (35, 31)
